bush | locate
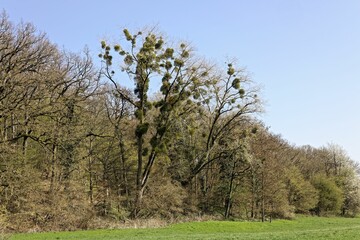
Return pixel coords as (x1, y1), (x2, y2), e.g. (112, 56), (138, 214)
(312, 175), (344, 215)
(141, 177), (186, 219)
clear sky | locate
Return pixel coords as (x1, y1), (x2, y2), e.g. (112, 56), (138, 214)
(2, 0), (360, 162)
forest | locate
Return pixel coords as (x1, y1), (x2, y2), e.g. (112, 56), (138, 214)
(1, 13), (360, 232)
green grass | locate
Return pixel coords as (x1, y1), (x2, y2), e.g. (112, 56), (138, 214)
(9, 216), (360, 240)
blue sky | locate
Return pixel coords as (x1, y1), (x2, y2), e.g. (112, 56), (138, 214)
(2, 0), (360, 162)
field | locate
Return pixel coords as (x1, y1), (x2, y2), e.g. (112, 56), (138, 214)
(9, 216), (360, 240)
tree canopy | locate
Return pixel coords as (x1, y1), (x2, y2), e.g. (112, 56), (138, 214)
(0, 14), (359, 233)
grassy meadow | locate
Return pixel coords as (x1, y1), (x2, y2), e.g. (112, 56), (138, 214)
(8, 216), (360, 240)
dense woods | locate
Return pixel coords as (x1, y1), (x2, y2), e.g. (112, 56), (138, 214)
(1, 14), (359, 232)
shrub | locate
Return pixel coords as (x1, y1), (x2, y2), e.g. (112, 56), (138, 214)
(312, 174), (344, 215)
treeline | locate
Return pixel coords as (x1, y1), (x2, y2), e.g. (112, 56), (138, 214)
(1, 14), (359, 232)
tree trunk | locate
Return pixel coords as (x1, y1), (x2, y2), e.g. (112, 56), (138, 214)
(131, 133), (144, 219)
(50, 144), (57, 192)
(224, 191), (232, 219)
(261, 169), (265, 222)
(224, 161), (236, 219)
(119, 136), (129, 205)
(88, 136), (94, 204)
(131, 186), (144, 219)
(131, 148), (158, 218)
(250, 168), (257, 219)
(136, 134), (143, 189)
